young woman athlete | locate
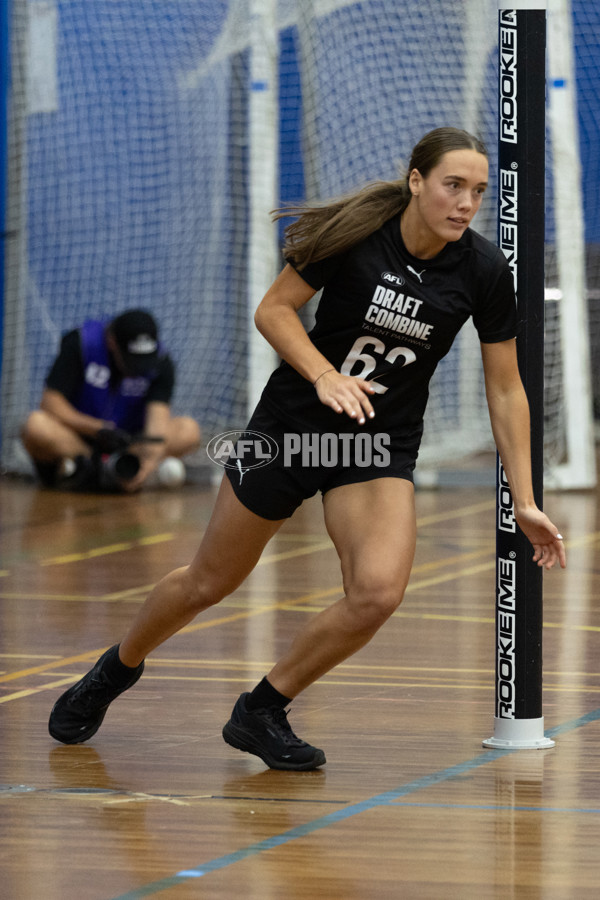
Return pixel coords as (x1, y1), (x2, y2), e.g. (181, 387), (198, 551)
(48, 127), (566, 769)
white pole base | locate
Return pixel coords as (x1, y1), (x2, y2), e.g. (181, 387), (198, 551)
(482, 716), (555, 750)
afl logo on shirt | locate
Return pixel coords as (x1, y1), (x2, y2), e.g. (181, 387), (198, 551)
(381, 272), (405, 287)
(84, 362), (110, 389)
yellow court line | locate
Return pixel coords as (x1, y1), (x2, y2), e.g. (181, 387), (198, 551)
(257, 540), (334, 565)
(0, 676), (79, 705)
(40, 533), (174, 567)
(415, 499), (495, 527)
(314, 679), (600, 695)
(141, 672), (490, 686)
(103, 584), (156, 600)
(257, 537), (495, 568)
(137, 657), (600, 679)
(409, 546), (493, 574)
(0, 593), (104, 602)
(565, 530), (600, 549)
(333, 661), (494, 674)
(270, 532), (333, 543)
(542, 620), (600, 634)
(0, 592), (151, 603)
(398, 610), (493, 624)
(396, 609), (600, 636)
(144, 657), (496, 675)
(41, 543), (135, 566)
(0, 649), (111, 684)
(406, 561), (495, 592)
(0, 653), (61, 660)
(41, 672), (496, 691)
(138, 534), (175, 546)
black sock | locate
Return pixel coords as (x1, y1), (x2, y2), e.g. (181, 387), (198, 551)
(245, 676), (292, 711)
(102, 644), (143, 685)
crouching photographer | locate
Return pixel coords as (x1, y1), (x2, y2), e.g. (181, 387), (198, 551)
(21, 309), (201, 492)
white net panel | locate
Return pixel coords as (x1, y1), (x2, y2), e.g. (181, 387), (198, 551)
(2, 0), (597, 483)
(3, 1), (255, 473)
(574, 0), (600, 430)
(543, 0), (599, 484)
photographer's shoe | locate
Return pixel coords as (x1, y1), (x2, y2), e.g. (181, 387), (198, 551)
(48, 645), (144, 744)
(222, 692), (326, 770)
(57, 455), (98, 492)
(33, 455), (95, 490)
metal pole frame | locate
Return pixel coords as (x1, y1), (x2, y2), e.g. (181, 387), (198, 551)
(483, 1), (554, 750)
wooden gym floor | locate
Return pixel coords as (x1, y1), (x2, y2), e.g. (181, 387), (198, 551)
(0, 470), (599, 899)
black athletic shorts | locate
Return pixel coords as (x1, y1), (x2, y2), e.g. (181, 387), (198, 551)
(222, 403), (418, 521)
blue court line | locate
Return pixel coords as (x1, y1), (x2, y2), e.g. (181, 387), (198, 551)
(545, 706), (600, 738)
(112, 707), (600, 899)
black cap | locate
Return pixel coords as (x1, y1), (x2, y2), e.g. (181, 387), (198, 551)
(110, 309), (159, 375)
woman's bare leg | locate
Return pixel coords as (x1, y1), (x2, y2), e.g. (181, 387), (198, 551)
(265, 478), (417, 697)
(118, 476), (284, 666)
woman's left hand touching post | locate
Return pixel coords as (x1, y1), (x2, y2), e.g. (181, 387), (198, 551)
(514, 506), (567, 570)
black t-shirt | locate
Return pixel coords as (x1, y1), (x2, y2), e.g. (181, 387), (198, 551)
(45, 329), (175, 405)
(260, 215), (517, 451)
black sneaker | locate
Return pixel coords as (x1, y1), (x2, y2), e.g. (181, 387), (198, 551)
(33, 459), (60, 488)
(48, 646), (144, 744)
(222, 692), (326, 771)
(58, 455), (99, 492)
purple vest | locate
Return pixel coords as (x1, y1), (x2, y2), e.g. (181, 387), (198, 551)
(75, 320), (152, 433)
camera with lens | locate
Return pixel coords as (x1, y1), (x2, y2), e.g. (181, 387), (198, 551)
(97, 451), (140, 490)
(94, 427), (140, 490)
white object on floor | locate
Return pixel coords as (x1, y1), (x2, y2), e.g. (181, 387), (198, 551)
(157, 457), (186, 488)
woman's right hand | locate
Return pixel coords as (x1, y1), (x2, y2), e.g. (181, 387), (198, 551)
(314, 370), (376, 425)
